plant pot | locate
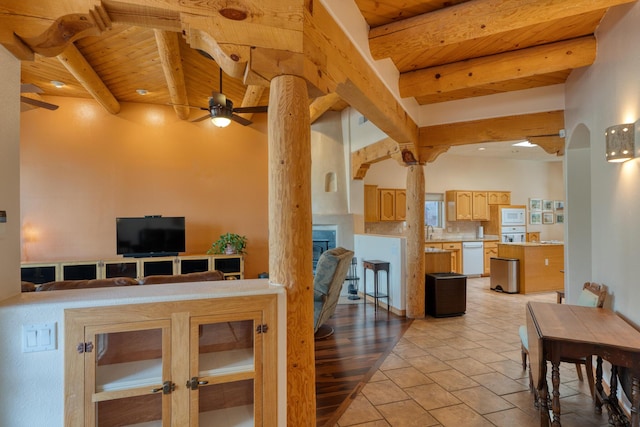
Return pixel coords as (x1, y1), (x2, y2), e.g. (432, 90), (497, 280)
(225, 244), (236, 255)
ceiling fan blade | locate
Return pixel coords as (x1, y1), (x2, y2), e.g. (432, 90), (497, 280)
(192, 112), (211, 122)
(233, 106), (268, 114)
(20, 96), (59, 110)
(20, 83), (43, 94)
(231, 114), (253, 126)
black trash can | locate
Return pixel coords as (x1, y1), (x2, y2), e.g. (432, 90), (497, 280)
(425, 273), (467, 317)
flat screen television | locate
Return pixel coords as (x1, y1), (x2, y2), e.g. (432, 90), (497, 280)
(116, 216), (186, 258)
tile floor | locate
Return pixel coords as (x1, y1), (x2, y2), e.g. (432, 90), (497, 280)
(335, 277), (612, 427)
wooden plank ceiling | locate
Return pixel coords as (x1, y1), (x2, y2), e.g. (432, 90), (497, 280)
(5, 0), (638, 155)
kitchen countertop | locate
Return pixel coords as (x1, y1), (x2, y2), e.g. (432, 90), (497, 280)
(498, 241), (564, 247)
(424, 247), (451, 253)
(425, 236), (500, 243)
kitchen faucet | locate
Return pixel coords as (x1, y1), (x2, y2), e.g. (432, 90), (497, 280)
(426, 225), (434, 240)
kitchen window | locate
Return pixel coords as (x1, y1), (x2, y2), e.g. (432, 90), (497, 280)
(425, 193), (445, 228)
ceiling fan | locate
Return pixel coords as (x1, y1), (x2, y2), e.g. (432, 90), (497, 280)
(192, 67), (267, 127)
(20, 84), (59, 111)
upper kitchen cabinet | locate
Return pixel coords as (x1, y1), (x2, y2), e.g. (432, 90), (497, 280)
(364, 185), (380, 222)
(446, 191), (489, 221)
(487, 192), (511, 205)
(365, 186), (406, 222)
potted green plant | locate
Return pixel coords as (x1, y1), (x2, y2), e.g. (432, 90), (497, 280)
(207, 233), (247, 255)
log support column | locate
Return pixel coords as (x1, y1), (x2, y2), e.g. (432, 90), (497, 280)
(405, 164), (425, 318)
(268, 75), (315, 426)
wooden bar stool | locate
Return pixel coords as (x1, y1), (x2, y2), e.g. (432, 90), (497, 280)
(362, 260), (390, 314)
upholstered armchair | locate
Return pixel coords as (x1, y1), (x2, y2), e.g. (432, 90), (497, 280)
(313, 247), (354, 339)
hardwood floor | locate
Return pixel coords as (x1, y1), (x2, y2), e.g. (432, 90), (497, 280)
(315, 302), (413, 427)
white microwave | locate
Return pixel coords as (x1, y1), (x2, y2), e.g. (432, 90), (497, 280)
(501, 208), (526, 226)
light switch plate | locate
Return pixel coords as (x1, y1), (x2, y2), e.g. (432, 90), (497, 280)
(22, 323), (57, 352)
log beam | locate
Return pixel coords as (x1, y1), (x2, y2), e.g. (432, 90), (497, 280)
(309, 92), (340, 124)
(268, 75), (315, 427)
(351, 138), (401, 180)
(405, 164), (425, 319)
(400, 36), (596, 100)
(420, 111), (565, 148)
(56, 43), (120, 114)
(304, 2), (418, 153)
(369, 0), (635, 68)
(236, 85), (267, 121)
(154, 30), (190, 120)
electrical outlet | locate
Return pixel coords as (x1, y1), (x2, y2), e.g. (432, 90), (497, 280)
(22, 323), (57, 352)
(545, 258), (549, 266)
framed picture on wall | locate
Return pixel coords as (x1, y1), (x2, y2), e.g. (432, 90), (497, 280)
(556, 213), (565, 224)
(554, 200), (564, 211)
(543, 200), (554, 211)
(529, 198), (542, 211)
(543, 212), (555, 224)
(530, 212), (542, 225)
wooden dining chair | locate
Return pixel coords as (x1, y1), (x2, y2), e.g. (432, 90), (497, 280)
(519, 282), (607, 398)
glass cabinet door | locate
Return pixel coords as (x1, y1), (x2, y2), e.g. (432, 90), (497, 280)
(189, 313), (263, 426)
(85, 320), (171, 427)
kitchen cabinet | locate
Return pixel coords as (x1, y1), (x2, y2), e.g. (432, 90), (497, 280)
(364, 185), (379, 222)
(379, 188), (406, 221)
(365, 186), (406, 222)
(487, 191), (511, 205)
(65, 294), (278, 426)
(527, 231), (540, 243)
(442, 242), (462, 273)
(483, 241), (498, 276)
(446, 191), (489, 221)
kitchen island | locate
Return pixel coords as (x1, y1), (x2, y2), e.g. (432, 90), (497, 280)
(497, 242), (564, 294)
(424, 247), (452, 273)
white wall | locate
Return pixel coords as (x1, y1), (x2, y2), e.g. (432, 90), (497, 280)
(362, 155), (565, 241)
(0, 46), (21, 300)
(564, 2), (640, 323)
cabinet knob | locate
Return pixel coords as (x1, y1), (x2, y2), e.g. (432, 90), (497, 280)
(187, 377), (209, 390)
(151, 381), (175, 394)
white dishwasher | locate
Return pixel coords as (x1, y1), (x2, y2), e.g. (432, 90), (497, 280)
(462, 241), (484, 276)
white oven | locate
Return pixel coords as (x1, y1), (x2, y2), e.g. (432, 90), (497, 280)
(501, 208), (526, 226)
(501, 226), (526, 243)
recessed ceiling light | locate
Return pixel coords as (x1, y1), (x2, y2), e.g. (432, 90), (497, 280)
(512, 140), (538, 148)
(478, 147), (486, 151)
(136, 89), (148, 95)
(50, 80), (65, 88)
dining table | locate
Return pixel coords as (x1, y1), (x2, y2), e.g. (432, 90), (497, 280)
(526, 301), (640, 427)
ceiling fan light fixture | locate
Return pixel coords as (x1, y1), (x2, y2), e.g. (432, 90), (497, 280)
(211, 116), (231, 128)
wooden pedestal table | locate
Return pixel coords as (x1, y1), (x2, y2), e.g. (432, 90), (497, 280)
(526, 302), (640, 427)
(362, 260), (390, 315)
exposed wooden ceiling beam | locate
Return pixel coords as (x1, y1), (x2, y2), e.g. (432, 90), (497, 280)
(237, 85), (266, 121)
(309, 93), (340, 124)
(56, 43), (120, 114)
(369, 0), (634, 65)
(420, 110), (565, 148)
(351, 137), (401, 180)
(154, 30), (190, 120)
(304, 2), (418, 153)
(399, 36), (596, 100)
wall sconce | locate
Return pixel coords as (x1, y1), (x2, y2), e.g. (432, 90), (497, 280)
(605, 122), (635, 163)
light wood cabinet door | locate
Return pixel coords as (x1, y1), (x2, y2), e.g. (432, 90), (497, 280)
(487, 191), (511, 205)
(395, 190), (406, 221)
(364, 185), (379, 222)
(65, 295), (278, 427)
(527, 232), (541, 243)
(472, 192), (489, 220)
(483, 242), (498, 275)
(447, 191), (472, 221)
(442, 242), (462, 273)
(379, 189), (396, 221)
